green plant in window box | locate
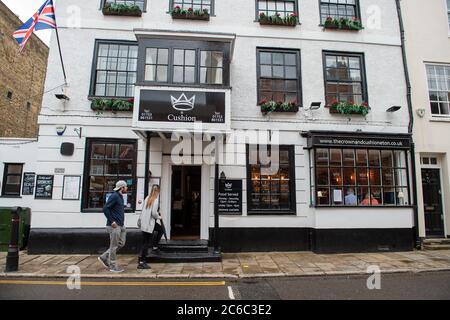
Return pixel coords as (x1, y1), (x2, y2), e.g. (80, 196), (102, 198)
(102, 2), (142, 17)
(260, 100), (298, 114)
(91, 98), (134, 115)
(327, 100), (370, 117)
(171, 6), (210, 20)
(323, 16), (363, 31)
(259, 12), (298, 26)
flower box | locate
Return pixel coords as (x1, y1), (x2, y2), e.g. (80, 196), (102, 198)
(102, 3), (142, 17)
(171, 7), (210, 21)
(260, 100), (299, 114)
(90, 98), (134, 114)
(323, 17), (363, 31)
(327, 101), (370, 116)
(258, 13), (298, 27)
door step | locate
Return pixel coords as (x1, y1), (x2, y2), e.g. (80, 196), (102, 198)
(146, 247), (221, 263)
(159, 239), (209, 253)
(423, 238), (450, 250)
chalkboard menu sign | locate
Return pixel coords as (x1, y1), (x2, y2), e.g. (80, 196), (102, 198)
(35, 175), (54, 199)
(218, 180), (242, 215)
(22, 172), (36, 195)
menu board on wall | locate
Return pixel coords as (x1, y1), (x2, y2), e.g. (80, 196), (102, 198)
(218, 180), (242, 215)
(62, 176), (81, 200)
(35, 175), (54, 199)
(22, 172), (36, 195)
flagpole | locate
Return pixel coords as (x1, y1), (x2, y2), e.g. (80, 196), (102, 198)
(52, 0), (67, 85)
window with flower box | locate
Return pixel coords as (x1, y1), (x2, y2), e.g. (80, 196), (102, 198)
(257, 48), (301, 113)
(170, 0), (213, 19)
(311, 148), (410, 207)
(82, 139), (137, 212)
(320, 0), (362, 30)
(256, 0), (298, 26)
(324, 51), (368, 114)
(102, 0), (145, 16)
(320, 0), (360, 23)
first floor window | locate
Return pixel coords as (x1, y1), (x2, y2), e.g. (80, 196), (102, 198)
(257, 0), (297, 18)
(2, 164), (23, 196)
(91, 41), (138, 98)
(247, 145), (296, 214)
(257, 48), (301, 104)
(82, 139), (137, 211)
(104, 0), (146, 10)
(320, 0), (360, 24)
(426, 64), (450, 116)
(311, 148), (410, 207)
(324, 52), (367, 106)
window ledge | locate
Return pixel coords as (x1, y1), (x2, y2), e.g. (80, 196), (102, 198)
(429, 116), (450, 123)
(0, 195), (22, 198)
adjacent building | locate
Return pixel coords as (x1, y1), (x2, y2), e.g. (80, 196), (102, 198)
(0, 0), (49, 138)
(0, 1), (48, 213)
(402, 0), (450, 240)
(14, 0), (418, 255)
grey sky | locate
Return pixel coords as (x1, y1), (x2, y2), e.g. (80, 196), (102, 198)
(3, 0), (52, 45)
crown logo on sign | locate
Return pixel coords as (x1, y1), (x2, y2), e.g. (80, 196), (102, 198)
(225, 183), (232, 189)
(170, 93), (196, 111)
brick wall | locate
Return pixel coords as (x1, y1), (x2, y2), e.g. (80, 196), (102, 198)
(0, 1), (49, 138)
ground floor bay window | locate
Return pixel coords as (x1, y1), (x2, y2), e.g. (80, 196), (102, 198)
(82, 138), (137, 212)
(304, 131), (412, 208)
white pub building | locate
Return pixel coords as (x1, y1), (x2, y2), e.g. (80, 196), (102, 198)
(1, 0), (420, 258)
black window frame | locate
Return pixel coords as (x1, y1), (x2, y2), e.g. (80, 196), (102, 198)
(169, 0), (215, 15)
(255, 0), (299, 20)
(81, 138), (138, 213)
(101, 0), (147, 11)
(2, 163), (24, 197)
(256, 47), (302, 107)
(323, 50), (368, 107)
(89, 39), (139, 99)
(246, 145), (297, 215)
(310, 148), (411, 207)
(319, 0), (361, 25)
(136, 38), (231, 87)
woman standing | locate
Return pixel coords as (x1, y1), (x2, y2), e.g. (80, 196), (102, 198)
(137, 185), (162, 269)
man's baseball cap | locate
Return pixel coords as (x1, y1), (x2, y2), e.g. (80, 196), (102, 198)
(113, 180), (127, 191)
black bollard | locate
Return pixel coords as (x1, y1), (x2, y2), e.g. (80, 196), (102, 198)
(5, 207), (21, 272)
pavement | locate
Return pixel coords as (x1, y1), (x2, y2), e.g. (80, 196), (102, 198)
(1, 250), (450, 279)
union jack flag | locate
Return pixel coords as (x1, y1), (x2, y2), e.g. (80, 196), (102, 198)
(13, 0), (57, 52)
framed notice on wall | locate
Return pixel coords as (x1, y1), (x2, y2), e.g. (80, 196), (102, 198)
(62, 176), (81, 200)
(218, 179), (243, 215)
(22, 172), (36, 196)
(35, 175), (54, 199)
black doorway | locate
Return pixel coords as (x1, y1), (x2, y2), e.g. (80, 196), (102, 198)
(422, 169), (445, 237)
(171, 166), (201, 240)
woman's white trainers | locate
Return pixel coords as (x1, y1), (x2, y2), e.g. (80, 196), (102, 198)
(109, 266), (124, 273)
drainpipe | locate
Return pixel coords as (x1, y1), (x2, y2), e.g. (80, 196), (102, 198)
(396, 0), (421, 249)
(144, 131), (151, 199)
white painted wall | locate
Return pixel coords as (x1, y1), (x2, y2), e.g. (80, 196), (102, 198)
(30, 0), (413, 232)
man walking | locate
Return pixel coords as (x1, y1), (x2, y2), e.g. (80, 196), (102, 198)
(98, 180), (128, 273)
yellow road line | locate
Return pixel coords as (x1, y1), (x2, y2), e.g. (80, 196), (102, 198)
(0, 280), (226, 287)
